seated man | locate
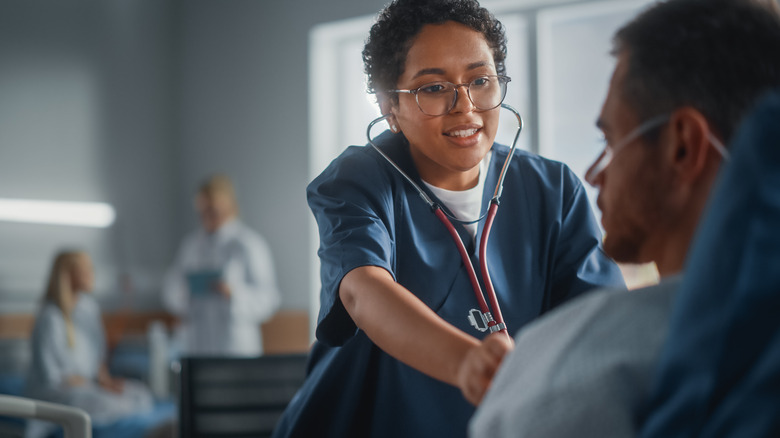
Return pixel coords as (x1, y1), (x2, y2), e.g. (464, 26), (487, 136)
(469, 0), (780, 436)
(640, 88), (780, 438)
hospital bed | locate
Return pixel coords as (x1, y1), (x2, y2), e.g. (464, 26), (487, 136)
(0, 394), (91, 438)
(0, 337), (175, 438)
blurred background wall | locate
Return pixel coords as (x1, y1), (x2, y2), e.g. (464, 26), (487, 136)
(0, 0), (669, 346)
(0, 0), (389, 318)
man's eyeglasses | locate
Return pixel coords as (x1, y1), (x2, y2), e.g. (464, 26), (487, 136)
(584, 114), (731, 186)
(388, 75), (511, 116)
(584, 115), (669, 186)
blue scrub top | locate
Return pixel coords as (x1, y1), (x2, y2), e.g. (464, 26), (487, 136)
(274, 131), (624, 438)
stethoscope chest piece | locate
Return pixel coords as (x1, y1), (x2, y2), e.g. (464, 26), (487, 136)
(468, 308), (505, 333)
(468, 308), (489, 332)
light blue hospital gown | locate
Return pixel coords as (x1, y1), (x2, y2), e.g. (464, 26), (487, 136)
(273, 130), (625, 438)
(25, 293), (152, 426)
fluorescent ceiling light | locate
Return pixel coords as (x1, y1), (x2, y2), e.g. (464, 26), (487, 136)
(0, 198), (115, 228)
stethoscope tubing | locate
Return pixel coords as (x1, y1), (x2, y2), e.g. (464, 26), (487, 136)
(367, 103), (524, 335)
(479, 202), (505, 331)
(433, 206), (493, 320)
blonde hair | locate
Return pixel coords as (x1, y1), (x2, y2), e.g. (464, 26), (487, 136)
(198, 173), (239, 215)
(43, 251), (89, 348)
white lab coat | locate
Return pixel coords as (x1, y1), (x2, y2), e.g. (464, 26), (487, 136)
(162, 218), (281, 356)
(25, 293), (153, 427)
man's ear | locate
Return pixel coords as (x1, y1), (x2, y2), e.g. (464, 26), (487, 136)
(377, 93), (399, 133)
(667, 107), (714, 183)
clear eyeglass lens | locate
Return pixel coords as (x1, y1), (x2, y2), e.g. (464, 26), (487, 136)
(416, 76), (507, 116)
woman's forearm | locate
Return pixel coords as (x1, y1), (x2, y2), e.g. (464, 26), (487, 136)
(340, 265), (481, 386)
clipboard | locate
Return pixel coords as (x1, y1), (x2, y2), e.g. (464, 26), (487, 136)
(186, 269), (223, 296)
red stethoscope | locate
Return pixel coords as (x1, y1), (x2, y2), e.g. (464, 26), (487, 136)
(366, 103), (523, 335)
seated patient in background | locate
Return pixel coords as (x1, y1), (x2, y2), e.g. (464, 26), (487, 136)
(25, 251), (153, 428)
(470, 0), (780, 437)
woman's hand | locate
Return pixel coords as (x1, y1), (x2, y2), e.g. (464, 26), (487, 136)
(97, 374), (125, 393)
(341, 266), (514, 404)
(97, 364), (125, 393)
(457, 332), (514, 405)
(215, 281), (232, 298)
(65, 375), (87, 387)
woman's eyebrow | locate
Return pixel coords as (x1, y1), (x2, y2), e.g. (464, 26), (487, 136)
(410, 61), (494, 79)
(412, 68), (446, 79)
(466, 61), (492, 70)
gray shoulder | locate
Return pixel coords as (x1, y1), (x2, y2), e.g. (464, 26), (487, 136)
(475, 281), (680, 437)
(515, 281), (677, 350)
(506, 280), (681, 388)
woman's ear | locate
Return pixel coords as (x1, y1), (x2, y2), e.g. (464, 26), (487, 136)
(377, 93), (399, 133)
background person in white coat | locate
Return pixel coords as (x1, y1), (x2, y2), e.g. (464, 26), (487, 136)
(163, 174), (281, 356)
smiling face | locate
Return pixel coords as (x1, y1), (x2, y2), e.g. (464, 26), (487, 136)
(384, 21), (501, 191)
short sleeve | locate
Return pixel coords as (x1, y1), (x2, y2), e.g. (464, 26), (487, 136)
(307, 146), (398, 345)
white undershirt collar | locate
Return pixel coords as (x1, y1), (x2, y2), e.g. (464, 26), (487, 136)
(423, 151), (492, 241)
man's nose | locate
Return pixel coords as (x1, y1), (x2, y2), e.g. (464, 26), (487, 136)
(584, 148), (611, 187)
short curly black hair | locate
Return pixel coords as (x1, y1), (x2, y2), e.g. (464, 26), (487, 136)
(613, 0), (780, 144)
(362, 0), (507, 103)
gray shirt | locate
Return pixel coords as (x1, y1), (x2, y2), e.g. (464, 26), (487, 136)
(469, 276), (681, 438)
(27, 294), (105, 393)
(25, 293), (153, 427)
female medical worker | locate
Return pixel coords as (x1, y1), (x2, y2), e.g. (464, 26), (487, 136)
(273, 1), (624, 436)
(162, 174), (280, 356)
(25, 251), (153, 429)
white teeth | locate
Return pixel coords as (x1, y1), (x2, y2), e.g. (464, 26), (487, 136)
(447, 128), (478, 138)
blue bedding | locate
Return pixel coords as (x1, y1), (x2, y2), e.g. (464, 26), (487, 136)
(77, 400), (175, 438)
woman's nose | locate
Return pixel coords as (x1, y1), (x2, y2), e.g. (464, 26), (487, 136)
(450, 85), (476, 114)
